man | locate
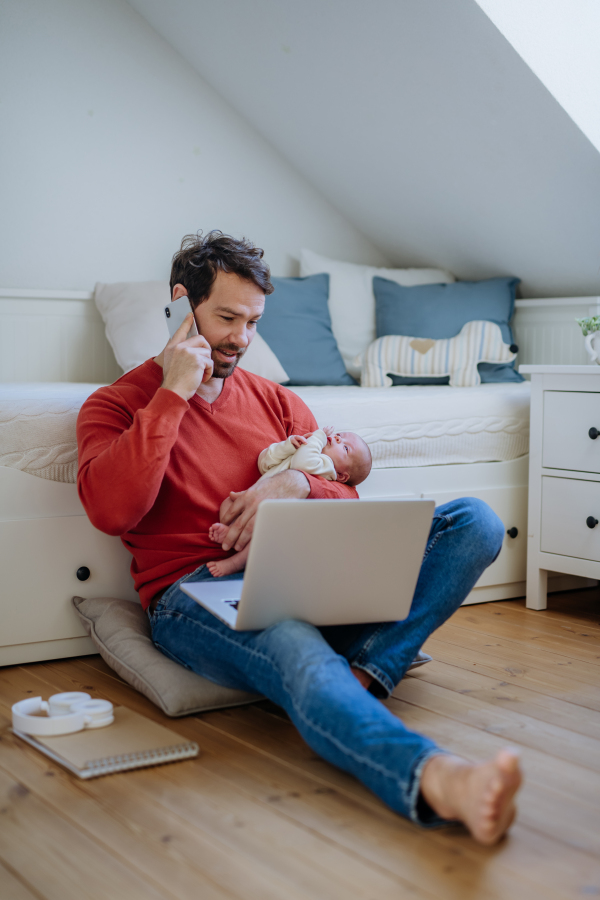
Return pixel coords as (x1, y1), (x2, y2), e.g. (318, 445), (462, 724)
(77, 231), (522, 844)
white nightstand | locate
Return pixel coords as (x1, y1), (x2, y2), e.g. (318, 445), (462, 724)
(520, 365), (600, 609)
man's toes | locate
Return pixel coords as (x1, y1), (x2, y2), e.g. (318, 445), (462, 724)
(497, 748), (521, 776)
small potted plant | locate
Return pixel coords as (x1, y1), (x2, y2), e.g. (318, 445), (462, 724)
(577, 316), (600, 364)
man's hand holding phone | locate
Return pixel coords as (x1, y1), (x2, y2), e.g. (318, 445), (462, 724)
(161, 313), (214, 401)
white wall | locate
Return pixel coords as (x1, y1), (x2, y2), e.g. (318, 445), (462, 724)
(476, 0), (600, 153)
(0, 0), (385, 292)
(128, 0), (600, 298)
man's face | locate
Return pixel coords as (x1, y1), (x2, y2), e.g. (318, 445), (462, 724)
(190, 270), (265, 379)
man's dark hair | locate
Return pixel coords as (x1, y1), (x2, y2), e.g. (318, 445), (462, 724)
(170, 230), (274, 307)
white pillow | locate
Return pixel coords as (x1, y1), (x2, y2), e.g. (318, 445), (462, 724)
(238, 332), (289, 383)
(94, 281), (170, 373)
(94, 281), (289, 384)
(299, 249), (455, 379)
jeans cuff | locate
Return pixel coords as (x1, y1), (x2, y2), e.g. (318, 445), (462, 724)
(408, 748), (456, 828)
(351, 663), (395, 699)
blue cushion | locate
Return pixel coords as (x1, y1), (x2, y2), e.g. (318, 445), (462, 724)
(373, 276), (523, 384)
(258, 274), (356, 386)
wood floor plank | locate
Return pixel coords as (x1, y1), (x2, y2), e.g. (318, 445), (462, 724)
(449, 604), (600, 665)
(481, 593), (600, 633)
(76, 681), (577, 900)
(0, 766), (172, 900)
(5, 594), (600, 899)
(0, 861), (43, 900)
(394, 675), (600, 771)
(405, 659), (600, 741)
(0, 666), (442, 900)
(200, 702), (600, 895)
(74, 653), (600, 877)
(191, 693), (600, 890)
(0, 663), (505, 900)
(433, 620), (600, 685)
(425, 633), (600, 710)
(0, 726), (332, 900)
(493, 595), (600, 632)
(0, 657), (572, 899)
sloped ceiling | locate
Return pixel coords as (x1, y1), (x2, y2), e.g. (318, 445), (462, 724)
(127, 0), (600, 297)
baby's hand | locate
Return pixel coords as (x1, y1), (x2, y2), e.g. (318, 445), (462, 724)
(322, 425), (335, 437)
(290, 434), (308, 449)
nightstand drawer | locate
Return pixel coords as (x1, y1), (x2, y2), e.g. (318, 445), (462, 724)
(543, 391), (600, 473)
(541, 476), (600, 561)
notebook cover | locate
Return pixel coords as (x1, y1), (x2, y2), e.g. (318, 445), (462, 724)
(14, 706), (199, 777)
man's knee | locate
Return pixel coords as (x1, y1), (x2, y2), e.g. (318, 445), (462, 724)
(461, 496), (505, 565)
(436, 496), (505, 566)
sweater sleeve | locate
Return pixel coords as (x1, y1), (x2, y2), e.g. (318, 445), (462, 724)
(76, 386), (189, 535)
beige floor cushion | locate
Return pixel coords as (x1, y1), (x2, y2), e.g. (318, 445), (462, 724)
(73, 596), (261, 717)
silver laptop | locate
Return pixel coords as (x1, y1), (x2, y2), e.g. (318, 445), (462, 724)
(180, 499), (434, 630)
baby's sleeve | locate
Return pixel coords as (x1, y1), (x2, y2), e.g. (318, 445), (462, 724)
(290, 431), (336, 480)
(258, 436), (298, 474)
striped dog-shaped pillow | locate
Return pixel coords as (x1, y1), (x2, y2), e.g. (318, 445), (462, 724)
(361, 321), (517, 388)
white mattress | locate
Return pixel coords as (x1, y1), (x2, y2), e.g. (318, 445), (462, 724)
(0, 381), (530, 483)
(290, 382), (530, 469)
(0, 383), (104, 483)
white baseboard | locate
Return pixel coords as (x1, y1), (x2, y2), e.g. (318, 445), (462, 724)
(462, 573), (597, 605)
(0, 635), (96, 666)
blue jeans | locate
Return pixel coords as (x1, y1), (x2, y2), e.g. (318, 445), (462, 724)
(148, 497), (504, 826)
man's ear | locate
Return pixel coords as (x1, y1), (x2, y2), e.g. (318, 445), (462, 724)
(172, 283), (187, 302)
(336, 471), (350, 484)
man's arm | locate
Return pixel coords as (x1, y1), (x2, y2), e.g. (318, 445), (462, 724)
(219, 470), (358, 552)
(77, 313), (214, 535)
(219, 470), (311, 551)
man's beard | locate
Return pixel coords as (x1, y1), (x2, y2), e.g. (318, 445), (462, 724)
(211, 341), (247, 378)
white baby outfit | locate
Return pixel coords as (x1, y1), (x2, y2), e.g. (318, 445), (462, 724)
(258, 429), (336, 481)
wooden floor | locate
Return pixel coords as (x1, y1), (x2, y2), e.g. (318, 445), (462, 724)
(2, 590), (600, 900)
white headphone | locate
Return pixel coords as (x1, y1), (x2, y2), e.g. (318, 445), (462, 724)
(12, 692), (114, 736)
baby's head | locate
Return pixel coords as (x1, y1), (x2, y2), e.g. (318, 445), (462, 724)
(322, 431), (372, 486)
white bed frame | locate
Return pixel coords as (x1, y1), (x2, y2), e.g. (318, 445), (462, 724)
(2, 289), (598, 665)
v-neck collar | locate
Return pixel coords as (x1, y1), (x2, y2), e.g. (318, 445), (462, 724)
(189, 371), (233, 414)
(146, 358), (235, 414)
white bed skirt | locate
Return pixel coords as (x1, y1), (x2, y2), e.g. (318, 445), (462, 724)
(1, 457), (591, 666)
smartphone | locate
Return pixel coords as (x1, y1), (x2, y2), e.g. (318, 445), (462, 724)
(164, 294), (199, 340)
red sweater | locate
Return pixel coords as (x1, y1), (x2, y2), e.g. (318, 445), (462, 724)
(77, 360), (357, 608)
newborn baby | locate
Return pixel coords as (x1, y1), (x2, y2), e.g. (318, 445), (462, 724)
(208, 426), (372, 577)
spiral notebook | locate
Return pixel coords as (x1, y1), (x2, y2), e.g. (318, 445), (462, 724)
(14, 706), (199, 779)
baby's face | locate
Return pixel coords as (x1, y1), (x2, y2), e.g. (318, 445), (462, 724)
(322, 431), (364, 480)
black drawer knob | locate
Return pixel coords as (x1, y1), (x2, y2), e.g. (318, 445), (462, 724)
(586, 517), (598, 529)
(506, 527), (518, 539)
(589, 427), (600, 440)
(76, 566), (91, 581)
(509, 344), (519, 354)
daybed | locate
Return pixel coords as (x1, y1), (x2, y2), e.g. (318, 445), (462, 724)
(1, 253), (595, 665)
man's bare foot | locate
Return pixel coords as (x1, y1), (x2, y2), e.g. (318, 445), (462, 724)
(420, 749), (522, 845)
(209, 522), (228, 544)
